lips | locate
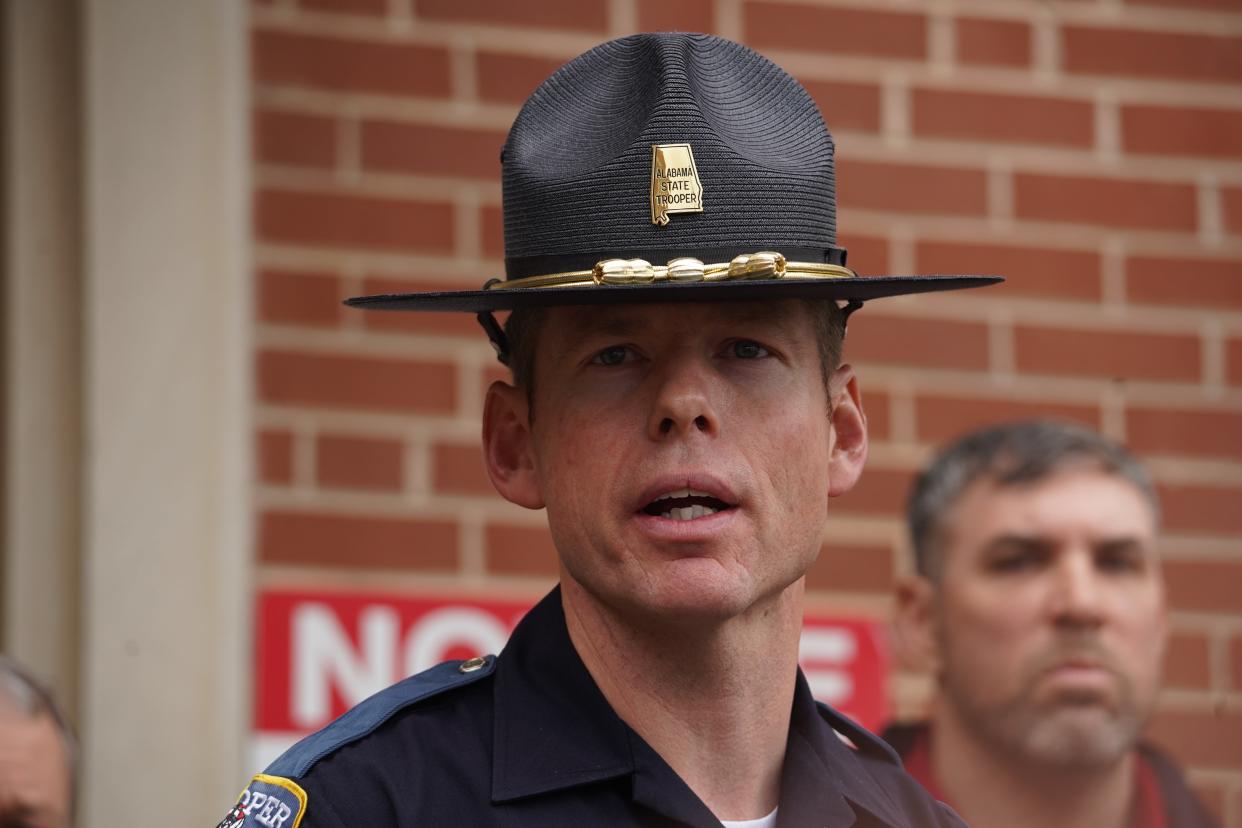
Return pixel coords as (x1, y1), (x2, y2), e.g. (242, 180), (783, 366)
(636, 476), (740, 522)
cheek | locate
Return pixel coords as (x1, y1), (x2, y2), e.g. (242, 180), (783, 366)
(1114, 596), (1168, 681)
(940, 591), (1043, 677)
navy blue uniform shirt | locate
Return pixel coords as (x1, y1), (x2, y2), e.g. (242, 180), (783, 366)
(219, 589), (964, 827)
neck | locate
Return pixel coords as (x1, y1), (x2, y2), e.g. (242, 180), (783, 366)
(561, 578), (804, 822)
(929, 703), (1135, 828)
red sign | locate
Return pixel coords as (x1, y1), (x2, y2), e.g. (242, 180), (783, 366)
(251, 590), (889, 769)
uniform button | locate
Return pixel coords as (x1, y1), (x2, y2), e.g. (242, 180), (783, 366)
(459, 656), (488, 673)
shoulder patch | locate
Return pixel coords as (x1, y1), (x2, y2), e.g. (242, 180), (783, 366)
(216, 774), (306, 828)
(265, 656), (497, 779)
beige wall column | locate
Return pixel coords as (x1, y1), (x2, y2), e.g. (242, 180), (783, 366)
(81, 0), (251, 821)
(2, 0), (83, 715)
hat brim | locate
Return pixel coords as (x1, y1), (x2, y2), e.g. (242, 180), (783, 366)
(345, 274), (1003, 313)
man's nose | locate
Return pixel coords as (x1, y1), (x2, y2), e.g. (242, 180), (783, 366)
(1049, 551), (1106, 630)
(646, 350), (720, 440)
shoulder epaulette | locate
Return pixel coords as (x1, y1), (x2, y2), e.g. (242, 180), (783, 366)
(266, 656), (496, 779)
(816, 701), (903, 767)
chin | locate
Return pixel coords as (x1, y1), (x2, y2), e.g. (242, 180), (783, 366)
(1019, 707), (1139, 768)
(580, 558), (790, 627)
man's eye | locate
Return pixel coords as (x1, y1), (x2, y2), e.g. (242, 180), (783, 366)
(991, 554), (1033, 572)
(591, 346), (632, 366)
(989, 550), (1044, 573)
(1097, 550), (1143, 574)
(730, 340), (769, 359)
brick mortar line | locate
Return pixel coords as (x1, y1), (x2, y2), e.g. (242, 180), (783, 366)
(406, 436), (431, 497)
(1209, 633), (1231, 698)
(733, 0), (1242, 35)
(838, 209), (1242, 250)
(255, 245), (500, 280)
(608, 0), (637, 37)
(1100, 236), (1127, 308)
(888, 378), (918, 444)
(258, 167), (504, 201)
(844, 369), (1242, 409)
(1203, 320), (1227, 393)
(800, 592), (893, 618)
(834, 138), (1242, 183)
(1154, 689), (1242, 711)
(840, 218), (1242, 260)
(258, 325), (495, 359)
(849, 364), (1242, 403)
(911, 74), (1242, 109)
(388, 0), (414, 29)
(253, 563), (557, 597)
(926, 5), (954, 75)
(1162, 540), (1242, 561)
(253, 12), (606, 53)
(256, 406), (483, 438)
(864, 442), (933, 467)
(769, 53), (1242, 107)
(1164, 615), (1242, 636)
(254, 87), (520, 129)
(1101, 382), (1127, 442)
(848, 214), (1238, 258)
(448, 36), (478, 102)
(1169, 610), (1242, 629)
(291, 419), (317, 492)
(1199, 173), (1226, 247)
(1031, 10), (1059, 86)
(845, 294), (1242, 335)
(257, 487), (523, 521)
(457, 507), (486, 577)
(1145, 456), (1242, 486)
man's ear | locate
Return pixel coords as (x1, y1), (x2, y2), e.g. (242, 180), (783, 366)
(826, 364), (867, 497)
(894, 574), (941, 674)
(482, 381), (544, 509)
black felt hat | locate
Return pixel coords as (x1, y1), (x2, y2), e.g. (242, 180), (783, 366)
(346, 33), (999, 322)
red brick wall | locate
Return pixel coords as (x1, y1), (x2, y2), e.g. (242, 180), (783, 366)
(250, 0), (1242, 821)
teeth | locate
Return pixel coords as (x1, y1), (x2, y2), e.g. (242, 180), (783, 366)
(654, 487), (713, 502)
(659, 504), (719, 521)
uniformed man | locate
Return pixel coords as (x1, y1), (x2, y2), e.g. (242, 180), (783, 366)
(887, 420), (1220, 828)
(218, 32), (999, 827)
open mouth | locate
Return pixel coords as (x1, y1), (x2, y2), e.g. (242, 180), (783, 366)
(641, 488), (735, 521)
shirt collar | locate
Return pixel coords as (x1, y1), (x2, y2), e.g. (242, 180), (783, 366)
(490, 586), (901, 827)
(491, 587), (634, 802)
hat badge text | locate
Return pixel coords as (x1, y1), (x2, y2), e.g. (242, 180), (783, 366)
(650, 143), (703, 226)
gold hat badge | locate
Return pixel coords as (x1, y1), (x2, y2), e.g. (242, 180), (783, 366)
(650, 143), (704, 225)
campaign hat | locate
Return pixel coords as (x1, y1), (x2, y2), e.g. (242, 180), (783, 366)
(346, 33), (999, 321)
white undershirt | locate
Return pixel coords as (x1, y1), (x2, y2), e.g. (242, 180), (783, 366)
(720, 806), (778, 828)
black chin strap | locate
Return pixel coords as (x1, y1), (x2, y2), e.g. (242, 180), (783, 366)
(841, 298), (864, 329)
(476, 311), (511, 365)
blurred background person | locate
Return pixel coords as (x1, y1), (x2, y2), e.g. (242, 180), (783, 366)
(887, 420), (1218, 828)
(0, 656), (74, 828)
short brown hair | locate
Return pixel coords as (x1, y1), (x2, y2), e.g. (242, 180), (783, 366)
(906, 420), (1159, 581)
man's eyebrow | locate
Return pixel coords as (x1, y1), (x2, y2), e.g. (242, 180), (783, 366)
(567, 313), (653, 339)
(562, 303), (797, 340)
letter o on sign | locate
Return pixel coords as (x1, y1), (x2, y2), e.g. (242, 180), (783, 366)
(403, 607), (510, 673)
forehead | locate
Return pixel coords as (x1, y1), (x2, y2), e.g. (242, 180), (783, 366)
(539, 298), (814, 343)
(942, 468), (1157, 552)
